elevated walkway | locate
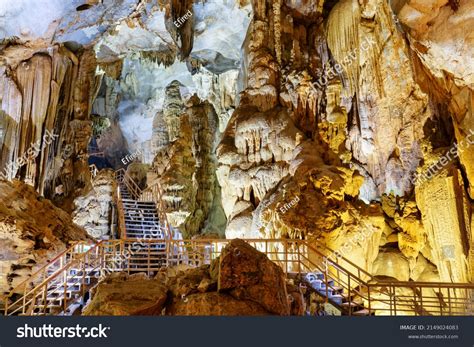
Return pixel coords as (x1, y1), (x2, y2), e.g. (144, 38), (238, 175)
(3, 238), (473, 316)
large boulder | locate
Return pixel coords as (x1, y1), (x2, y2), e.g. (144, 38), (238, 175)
(215, 239), (290, 315)
(82, 241), (298, 316)
(82, 273), (168, 316)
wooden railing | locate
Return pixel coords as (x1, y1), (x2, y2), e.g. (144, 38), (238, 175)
(115, 168), (141, 199)
(4, 238), (474, 316)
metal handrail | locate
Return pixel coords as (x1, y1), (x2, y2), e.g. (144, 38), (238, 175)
(3, 241), (102, 316)
(115, 168), (173, 240)
(3, 238), (473, 316)
(3, 241), (91, 300)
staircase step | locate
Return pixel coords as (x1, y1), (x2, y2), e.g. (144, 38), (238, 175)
(124, 216), (159, 220)
(329, 294), (344, 305)
(124, 222), (160, 226)
(306, 272), (325, 281)
(123, 209), (158, 213)
(122, 199), (156, 204)
(125, 227), (161, 231)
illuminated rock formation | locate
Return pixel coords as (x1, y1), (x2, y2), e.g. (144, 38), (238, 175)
(83, 273), (168, 316)
(0, 0), (473, 311)
(72, 169), (118, 239)
(0, 180), (88, 295)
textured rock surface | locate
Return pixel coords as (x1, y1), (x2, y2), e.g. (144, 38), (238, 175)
(83, 273), (168, 316)
(167, 292), (269, 316)
(1, 0), (474, 299)
(216, 239), (290, 315)
(72, 169), (117, 239)
(150, 86), (225, 238)
(84, 241), (295, 316)
(0, 180), (88, 295)
(0, 46), (98, 204)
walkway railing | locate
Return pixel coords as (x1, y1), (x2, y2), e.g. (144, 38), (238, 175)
(2, 241), (102, 316)
(3, 238), (473, 316)
(115, 168), (172, 240)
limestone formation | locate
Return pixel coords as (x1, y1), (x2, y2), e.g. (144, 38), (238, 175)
(83, 273), (168, 316)
(72, 169), (118, 239)
(150, 84), (225, 238)
(0, 180), (88, 296)
(215, 239), (290, 315)
(167, 292), (269, 316)
(1, 0), (473, 319)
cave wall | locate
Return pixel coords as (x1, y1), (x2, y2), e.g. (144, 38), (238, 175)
(0, 45), (100, 207)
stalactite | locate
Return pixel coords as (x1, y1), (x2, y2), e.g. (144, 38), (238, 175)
(326, 0), (360, 96)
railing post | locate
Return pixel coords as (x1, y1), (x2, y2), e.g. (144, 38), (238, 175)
(81, 255), (86, 303)
(419, 286), (423, 315)
(367, 285), (371, 315)
(393, 285), (397, 316)
(63, 267), (68, 313)
(297, 241), (301, 275)
(22, 284), (26, 315)
(42, 267), (48, 315)
(42, 282), (48, 315)
(324, 262), (329, 303)
(348, 274), (351, 316)
(4, 296), (9, 316)
(389, 285), (393, 316)
(147, 242), (151, 276)
(448, 287), (452, 315)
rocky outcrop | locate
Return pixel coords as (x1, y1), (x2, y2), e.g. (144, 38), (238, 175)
(0, 45), (99, 209)
(84, 240), (295, 316)
(215, 239), (290, 315)
(2, 0), (474, 299)
(167, 292), (269, 316)
(0, 180), (88, 296)
(83, 273), (168, 316)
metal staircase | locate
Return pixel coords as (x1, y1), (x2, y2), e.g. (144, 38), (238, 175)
(2, 238), (474, 316)
(3, 242), (103, 316)
(118, 181), (165, 240)
(114, 168), (172, 240)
